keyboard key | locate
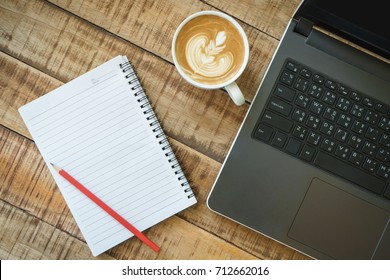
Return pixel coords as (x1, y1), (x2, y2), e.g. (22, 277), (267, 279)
(325, 80), (337, 90)
(335, 144), (350, 159)
(254, 124), (273, 142)
(306, 115), (321, 129)
(379, 133), (390, 148)
(309, 100), (324, 115)
(320, 121), (335, 136)
(348, 134), (363, 149)
(365, 127), (380, 141)
(362, 141), (377, 156)
(292, 108), (306, 122)
(334, 128), (348, 142)
(286, 138), (301, 155)
(363, 157), (378, 173)
(307, 131), (321, 146)
(376, 148), (390, 162)
(349, 151), (364, 166)
(320, 138), (336, 153)
(293, 125), (307, 139)
(294, 77), (309, 92)
(314, 151), (385, 195)
(300, 68), (311, 79)
(272, 131), (287, 148)
(312, 74), (324, 84)
(274, 84), (295, 102)
(286, 61), (299, 72)
(351, 120), (366, 134)
(362, 97), (374, 107)
(336, 97), (351, 111)
(322, 91), (337, 105)
(269, 97), (292, 116)
(295, 94), (310, 108)
(262, 110), (293, 133)
(300, 145), (316, 161)
(364, 110), (379, 125)
(379, 116), (390, 131)
(350, 91), (362, 102)
(323, 107), (338, 121)
(375, 103), (387, 114)
(337, 114), (352, 128)
(337, 85), (349, 95)
(308, 84), (323, 98)
(377, 164), (390, 179)
(280, 71), (295, 85)
(350, 104), (365, 118)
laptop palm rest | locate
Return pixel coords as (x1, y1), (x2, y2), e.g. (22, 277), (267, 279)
(288, 178), (390, 259)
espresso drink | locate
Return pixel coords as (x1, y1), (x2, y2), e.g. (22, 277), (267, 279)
(175, 14), (246, 86)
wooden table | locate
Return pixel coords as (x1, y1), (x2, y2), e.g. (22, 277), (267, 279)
(0, 0), (310, 260)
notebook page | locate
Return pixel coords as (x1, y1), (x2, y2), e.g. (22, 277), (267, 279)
(19, 55), (196, 256)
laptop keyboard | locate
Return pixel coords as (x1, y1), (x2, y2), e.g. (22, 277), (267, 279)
(253, 59), (390, 200)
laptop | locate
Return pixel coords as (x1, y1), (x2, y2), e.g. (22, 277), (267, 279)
(207, 0), (390, 259)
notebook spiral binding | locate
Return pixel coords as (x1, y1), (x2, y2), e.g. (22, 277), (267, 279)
(120, 61), (195, 199)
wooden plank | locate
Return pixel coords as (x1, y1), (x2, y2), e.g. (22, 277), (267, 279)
(0, 0), (252, 163)
(0, 126), (259, 259)
(203, 0), (301, 39)
(0, 199), (114, 259)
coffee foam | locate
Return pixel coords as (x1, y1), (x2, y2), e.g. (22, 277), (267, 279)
(175, 15), (245, 85)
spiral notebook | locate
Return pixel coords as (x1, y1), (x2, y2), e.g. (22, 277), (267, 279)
(18, 55), (197, 256)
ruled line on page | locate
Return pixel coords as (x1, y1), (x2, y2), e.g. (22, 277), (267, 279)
(28, 70), (118, 123)
(41, 97), (135, 153)
(56, 124), (148, 175)
(77, 170), (176, 233)
(43, 102), (138, 158)
(90, 192), (181, 242)
(66, 133), (150, 177)
(33, 78), (122, 134)
(71, 153), (162, 205)
(37, 85), (126, 142)
(82, 178), (174, 230)
(91, 195), (183, 245)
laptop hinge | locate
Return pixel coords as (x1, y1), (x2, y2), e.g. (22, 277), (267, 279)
(294, 18), (313, 37)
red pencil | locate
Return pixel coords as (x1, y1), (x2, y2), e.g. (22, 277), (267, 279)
(50, 163), (160, 253)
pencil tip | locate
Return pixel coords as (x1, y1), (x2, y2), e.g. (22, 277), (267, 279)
(50, 163), (61, 172)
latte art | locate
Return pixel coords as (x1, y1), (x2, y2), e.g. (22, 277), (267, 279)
(175, 15), (245, 85)
(186, 31), (233, 79)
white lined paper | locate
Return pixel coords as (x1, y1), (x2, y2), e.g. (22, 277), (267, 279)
(19, 55), (196, 256)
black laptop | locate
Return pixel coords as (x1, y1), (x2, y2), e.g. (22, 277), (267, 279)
(207, 0), (390, 259)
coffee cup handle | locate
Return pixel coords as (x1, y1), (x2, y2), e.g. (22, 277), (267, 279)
(225, 82), (245, 106)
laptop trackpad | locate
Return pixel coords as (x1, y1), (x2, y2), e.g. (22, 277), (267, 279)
(288, 178), (390, 259)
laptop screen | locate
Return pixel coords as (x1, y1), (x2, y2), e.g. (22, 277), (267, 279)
(295, 0), (390, 60)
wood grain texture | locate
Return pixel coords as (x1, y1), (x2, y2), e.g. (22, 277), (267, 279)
(204, 0), (301, 39)
(0, 0), (251, 163)
(0, 199), (114, 259)
(48, 0), (278, 101)
(0, 0), (311, 260)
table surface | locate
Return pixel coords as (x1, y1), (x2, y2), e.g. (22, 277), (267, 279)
(0, 0), (312, 260)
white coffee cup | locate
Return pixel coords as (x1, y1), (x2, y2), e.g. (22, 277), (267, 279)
(172, 11), (249, 106)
